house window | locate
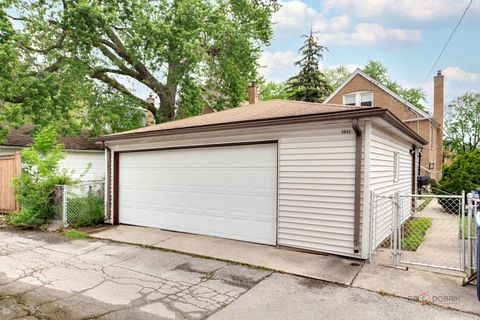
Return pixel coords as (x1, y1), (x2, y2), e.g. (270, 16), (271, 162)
(344, 93), (356, 106)
(342, 91), (373, 107)
(393, 152), (400, 183)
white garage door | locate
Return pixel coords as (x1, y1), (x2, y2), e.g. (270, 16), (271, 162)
(119, 143), (278, 245)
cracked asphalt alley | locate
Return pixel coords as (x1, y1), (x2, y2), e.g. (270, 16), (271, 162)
(0, 229), (478, 320)
(0, 229), (272, 319)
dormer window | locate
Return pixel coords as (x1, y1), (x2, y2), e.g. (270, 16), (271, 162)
(343, 91), (373, 107)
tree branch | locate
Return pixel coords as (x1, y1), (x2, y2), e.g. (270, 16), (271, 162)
(90, 70), (156, 113)
(102, 28), (165, 93)
(21, 32), (66, 54)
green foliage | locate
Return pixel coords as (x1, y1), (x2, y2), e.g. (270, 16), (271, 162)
(429, 179), (439, 190)
(439, 149), (480, 195)
(444, 92), (480, 155)
(259, 81), (289, 101)
(323, 66), (351, 92)
(362, 60), (427, 110)
(3, 0), (279, 125)
(286, 31), (331, 102)
(68, 194), (105, 228)
(63, 230), (89, 239)
(9, 126), (73, 227)
(401, 217), (433, 251)
(176, 77), (205, 119)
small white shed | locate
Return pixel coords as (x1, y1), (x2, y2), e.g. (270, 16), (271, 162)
(0, 125), (105, 181)
(97, 100), (426, 259)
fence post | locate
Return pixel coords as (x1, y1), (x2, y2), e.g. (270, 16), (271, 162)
(62, 185), (68, 228)
(467, 193), (473, 275)
(461, 191), (465, 271)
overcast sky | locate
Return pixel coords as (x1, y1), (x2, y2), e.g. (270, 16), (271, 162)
(260, 0), (480, 112)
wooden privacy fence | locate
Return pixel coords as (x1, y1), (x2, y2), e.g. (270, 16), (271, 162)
(0, 153), (21, 212)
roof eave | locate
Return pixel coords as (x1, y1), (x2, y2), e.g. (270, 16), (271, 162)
(382, 110), (428, 145)
(93, 108), (387, 142)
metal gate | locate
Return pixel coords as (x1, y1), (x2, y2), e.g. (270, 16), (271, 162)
(370, 191), (471, 274)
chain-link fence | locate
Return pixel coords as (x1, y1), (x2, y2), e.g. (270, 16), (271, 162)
(56, 180), (105, 227)
(398, 194), (464, 272)
(468, 197), (479, 277)
(370, 191), (468, 274)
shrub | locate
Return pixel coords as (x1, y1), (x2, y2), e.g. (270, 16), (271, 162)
(68, 194), (105, 227)
(8, 126), (73, 227)
(437, 149), (480, 213)
(429, 179), (439, 191)
(439, 149), (480, 195)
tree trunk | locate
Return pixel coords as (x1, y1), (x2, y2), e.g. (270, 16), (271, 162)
(157, 84), (177, 122)
(156, 62), (179, 122)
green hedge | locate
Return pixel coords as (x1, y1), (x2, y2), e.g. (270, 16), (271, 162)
(67, 194), (104, 227)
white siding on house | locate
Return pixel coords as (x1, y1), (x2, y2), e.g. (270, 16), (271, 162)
(369, 125), (413, 249)
(59, 151), (105, 181)
(277, 127), (357, 256)
(0, 147), (105, 181)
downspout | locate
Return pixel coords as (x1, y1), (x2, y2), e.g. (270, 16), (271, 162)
(101, 142), (113, 223)
(351, 119), (362, 254)
(410, 145), (416, 195)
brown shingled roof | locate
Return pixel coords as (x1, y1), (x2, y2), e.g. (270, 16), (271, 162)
(96, 99), (427, 145)
(2, 125), (104, 150)
(108, 100), (360, 136)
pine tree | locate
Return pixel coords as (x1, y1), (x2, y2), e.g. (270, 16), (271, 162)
(286, 30), (331, 102)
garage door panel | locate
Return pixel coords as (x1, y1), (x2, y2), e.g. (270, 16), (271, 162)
(119, 143), (277, 245)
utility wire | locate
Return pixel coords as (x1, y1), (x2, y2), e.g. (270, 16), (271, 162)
(420, 0), (473, 88)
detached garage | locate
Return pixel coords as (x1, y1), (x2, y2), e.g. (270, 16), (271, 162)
(97, 99), (426, 259)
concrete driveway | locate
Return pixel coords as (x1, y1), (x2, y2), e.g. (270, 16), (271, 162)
(0, 229), (478, 320)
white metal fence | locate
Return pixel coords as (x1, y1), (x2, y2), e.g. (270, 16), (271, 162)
(369, 191), (474, 275)
(57, 180), (105, 227)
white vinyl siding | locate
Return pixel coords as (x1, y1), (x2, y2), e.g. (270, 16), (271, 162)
(369, 125), (412, 249)
(0, 147), (104, 182)
(278, 129), (357, 256)
(59, 151), (105, 181)
(106, 119), (419, 259)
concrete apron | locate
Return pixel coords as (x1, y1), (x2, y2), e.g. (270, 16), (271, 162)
(89, 225), (480, 315)
(89, 225), (362, 286)
(352, 263), (480, 315)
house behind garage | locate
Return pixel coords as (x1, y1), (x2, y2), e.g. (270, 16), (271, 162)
(324, 69), (444, 180)
(96, 98), (426, 259)
(0, 125), (105, 181)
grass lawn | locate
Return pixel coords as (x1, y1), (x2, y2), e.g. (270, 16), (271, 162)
(63, 230), (89, 239)
(402, 217), (433, 251)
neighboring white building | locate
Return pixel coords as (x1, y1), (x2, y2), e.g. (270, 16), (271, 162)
(0, 125), (105, 181)
(96, 98), (426, 260)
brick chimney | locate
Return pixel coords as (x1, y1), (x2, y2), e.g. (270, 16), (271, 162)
(145, 94), (156, 126)
(248, 83), (259, 104)
(433, 70), (444, 178)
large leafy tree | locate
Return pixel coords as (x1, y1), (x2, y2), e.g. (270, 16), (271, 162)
(2, 0), (278, 127)
(259, 80), (289, 101)
(444, 92), (480, 155)
(286, 31), (330, 103)
(362, 60), (427, 111)
(323, 65), (350, 92)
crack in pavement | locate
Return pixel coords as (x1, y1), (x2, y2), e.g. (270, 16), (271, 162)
(0, 229), (272, 320)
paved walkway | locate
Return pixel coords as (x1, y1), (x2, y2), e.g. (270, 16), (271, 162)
(0, 229), (478, 319)
(409, 198), (462, 270)
(89, 224), (480, 315)
(90, 225), (362, 285)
